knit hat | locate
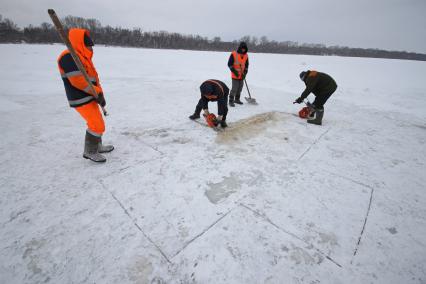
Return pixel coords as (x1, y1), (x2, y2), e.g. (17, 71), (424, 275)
(299, 71), (308, 81)
(200, 83), (214, 96)
(237, 42), (248, 54)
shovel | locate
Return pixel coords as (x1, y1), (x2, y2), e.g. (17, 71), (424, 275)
(244, 79), (258, 105)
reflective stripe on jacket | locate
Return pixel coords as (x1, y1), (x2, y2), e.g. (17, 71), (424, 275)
(231, 51), (248, 80)
(57, 28), (103, 108)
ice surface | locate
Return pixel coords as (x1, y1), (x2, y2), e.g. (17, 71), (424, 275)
(0, 44), (425, 283)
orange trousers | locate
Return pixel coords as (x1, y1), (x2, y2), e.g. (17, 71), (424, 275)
(75, 101), (105, 136)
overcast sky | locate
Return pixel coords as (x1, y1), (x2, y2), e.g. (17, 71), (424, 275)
(2, 0), (426, 53)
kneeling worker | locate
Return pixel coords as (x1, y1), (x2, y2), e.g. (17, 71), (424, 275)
(189, 79), (229, 128)
(294, 70), (337, 125)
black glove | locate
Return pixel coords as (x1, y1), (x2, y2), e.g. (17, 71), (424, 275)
(243, 69), (248, 79)
(212, 117), (219, 127)
(97, 93), (106, 107)
(294, 97), (303, 104)
(231, 68), (239, 78)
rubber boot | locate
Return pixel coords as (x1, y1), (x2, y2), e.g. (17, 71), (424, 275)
(306, 102), (315, 119)
(83, 131), (106, 163)
(307, 108), (324, 125)
(98, 137), (114, 153)
(234, 95), (243, 105)
(216, 114), (227, 128)
(229, 96), (235, 107)
(189, 105), (202, 120)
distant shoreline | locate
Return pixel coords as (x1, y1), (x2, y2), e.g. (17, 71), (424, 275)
(1, 14), (425, 62)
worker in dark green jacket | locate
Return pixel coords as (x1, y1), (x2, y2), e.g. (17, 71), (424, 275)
(294, 70), (337, 125)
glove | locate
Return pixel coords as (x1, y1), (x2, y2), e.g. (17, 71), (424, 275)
(242, 69), (248, 79)
(96, 93), (106, 107)
(231, 68), (239, 78)
(294, 97), (303, 104)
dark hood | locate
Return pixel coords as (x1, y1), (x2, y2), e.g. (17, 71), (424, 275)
(237, 42), (248, 54)
(200, 83), (214, 95)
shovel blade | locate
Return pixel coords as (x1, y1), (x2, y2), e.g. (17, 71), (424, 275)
(245, 97), (258, 105)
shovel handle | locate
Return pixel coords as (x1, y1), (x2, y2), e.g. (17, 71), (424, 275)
(48, 9), (109, 117)
(243, 79), (252, 99)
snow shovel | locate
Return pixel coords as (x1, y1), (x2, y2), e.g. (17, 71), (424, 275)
(244, 79), (258, 105)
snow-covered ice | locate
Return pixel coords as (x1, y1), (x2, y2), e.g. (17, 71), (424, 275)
(0, 44), (425, 283)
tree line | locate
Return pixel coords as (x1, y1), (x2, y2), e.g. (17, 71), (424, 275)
(1, 14), (425, 61)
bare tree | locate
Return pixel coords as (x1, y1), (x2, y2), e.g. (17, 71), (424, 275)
(0, 13), (424, 61)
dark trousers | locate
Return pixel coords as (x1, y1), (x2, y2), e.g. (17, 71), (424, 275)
(195, 95), (228, 120)
(229, 79), (244, 102)
(313, 86), (337, 109)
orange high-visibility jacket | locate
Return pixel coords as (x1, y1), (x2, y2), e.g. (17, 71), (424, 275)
(231, 51), (248, 80)
(57, 29), (103, 108)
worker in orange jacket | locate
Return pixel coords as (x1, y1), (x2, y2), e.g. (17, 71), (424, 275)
(57, 28), (113, 163)
(227, 42), (249, 107)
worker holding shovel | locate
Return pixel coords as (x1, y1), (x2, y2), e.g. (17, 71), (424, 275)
(228, 42), (249, 107)
(56, 28), (114, 162)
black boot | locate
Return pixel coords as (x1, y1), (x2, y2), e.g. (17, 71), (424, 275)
(189, 106), (202, 120)
(229, 96), (235, 107)
(307, 108), (324, 125)
(219, 120), (228, 128)
(235, 96), (243, 105)
(83, 131), (106, 163)
(189, 113), (200, 120)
